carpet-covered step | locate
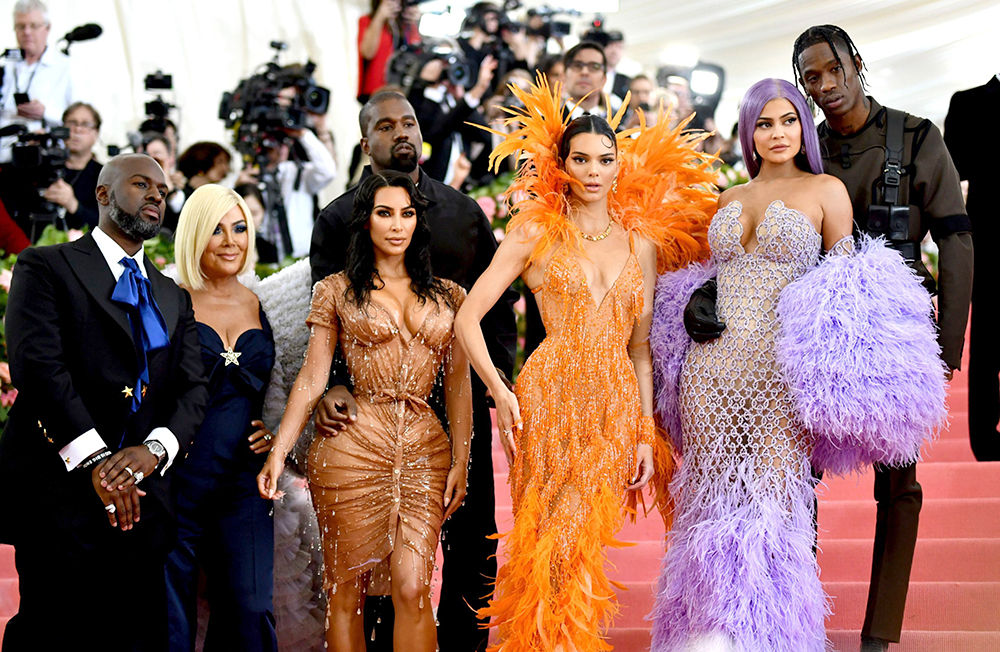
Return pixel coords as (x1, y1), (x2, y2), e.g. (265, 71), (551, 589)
(599, 538), (1000, 584)
(921, 437), (975, 462)
(818, 498), (1000, 539)
(826, 629), (1000, 652)
(0, 578), (16, 619)
(817, 538), (1000, 582)
(817, 462), (1000, 501)
(825, 581), (1000, 631)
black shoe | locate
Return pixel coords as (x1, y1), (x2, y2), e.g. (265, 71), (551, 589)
(860, 636), (889, 652)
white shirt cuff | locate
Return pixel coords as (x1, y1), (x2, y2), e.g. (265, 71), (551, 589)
(465, 94), (481, 109)
(59, 429), (108, 471)
(145, 427), (179, 474)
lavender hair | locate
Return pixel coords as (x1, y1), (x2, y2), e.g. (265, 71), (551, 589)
(739, 78), (823, 179)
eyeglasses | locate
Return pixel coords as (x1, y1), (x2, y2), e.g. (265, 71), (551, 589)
(65, 120), (97, 131)
(568, 61), (605, 73)
(14, 22), (48, 32)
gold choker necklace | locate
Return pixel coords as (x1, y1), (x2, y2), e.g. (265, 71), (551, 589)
(579, 220), (614, 242)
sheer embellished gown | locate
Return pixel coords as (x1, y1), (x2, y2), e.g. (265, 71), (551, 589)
(303, 273), (465, 598)
(651, 200), (847, 652)
(480, 236), (646, 650)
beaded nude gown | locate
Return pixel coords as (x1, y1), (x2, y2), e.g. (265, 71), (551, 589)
(303, 272), (466, 597)
(479, 237), (647, 650)
(651, 200), (851, 652)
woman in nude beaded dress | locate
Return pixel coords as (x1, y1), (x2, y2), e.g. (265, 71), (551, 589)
(454, 76), (717, 651)
(650, 79), (855, 652)
(256, 171), (472, 652)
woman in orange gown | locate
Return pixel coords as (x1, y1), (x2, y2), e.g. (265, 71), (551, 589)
(454, 77), (717, 651)
(257, 170), (473, 651)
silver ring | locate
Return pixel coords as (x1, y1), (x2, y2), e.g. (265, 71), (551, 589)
(133, 470), (144, 484)
(502, 429), (512, 437)
(124, 466), (134, 478)
(264, 433), (273, 442)
(104, 503), (116, 514)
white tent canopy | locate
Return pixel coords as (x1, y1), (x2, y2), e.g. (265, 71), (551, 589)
(2, 0), (994, 198)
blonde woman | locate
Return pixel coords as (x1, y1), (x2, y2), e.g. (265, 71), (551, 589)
(165, 184), (278, 652)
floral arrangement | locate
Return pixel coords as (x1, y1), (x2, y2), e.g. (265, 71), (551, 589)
(715, 163), (750, 190)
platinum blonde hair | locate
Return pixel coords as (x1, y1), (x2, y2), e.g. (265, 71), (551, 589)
(175, 184), (256, 289)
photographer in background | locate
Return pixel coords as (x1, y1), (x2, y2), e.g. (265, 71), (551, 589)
(237, 83), (336, 259)
(407, 51), (496, 184)
(41, 101), (100, 230)
(0, 0), (77, 163)
(458, 3), (526, 99)
(142, 133), (183, 233)
(581, 28), (630, 101)
(358, 0), (421, 104)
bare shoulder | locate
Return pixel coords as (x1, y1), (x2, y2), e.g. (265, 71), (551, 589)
(505, 220), (545, 249)
(812, 173), (849, 198)
(717, 185), (745, 208)
(633, 233), (657, 269)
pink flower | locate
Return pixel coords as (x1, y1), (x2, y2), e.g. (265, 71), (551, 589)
(476, 196), (497, 218)
(0, 267), (12, 293)
(0, 362), (10, 385)
(154, 256), (168, 267)
(67, 229), (85, 242)
(493, 227), (506, 243)
(513, 296), (526, 317)
(1, 389), (17, 408)
(496, 198), (508, 219)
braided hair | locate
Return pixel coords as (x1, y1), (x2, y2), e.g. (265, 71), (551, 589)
(792, 25), (868, 93)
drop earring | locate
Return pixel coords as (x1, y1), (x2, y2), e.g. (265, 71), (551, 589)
(612, 176), (618, 193)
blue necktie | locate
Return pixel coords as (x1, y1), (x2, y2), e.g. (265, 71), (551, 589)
(111, 257), (169, 420)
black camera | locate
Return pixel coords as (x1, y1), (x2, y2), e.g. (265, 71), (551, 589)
(141, 70), (176, 129)
(5, 125), (70, 235)
(386, 41), (474, 92)
(218, 42), (331, 166)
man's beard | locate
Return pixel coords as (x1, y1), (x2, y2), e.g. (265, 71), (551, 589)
(388, 145), (418, 173)
(109, 191), (160, 241)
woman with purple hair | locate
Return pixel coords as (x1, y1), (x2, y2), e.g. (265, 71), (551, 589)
(648, 78), (947, 651)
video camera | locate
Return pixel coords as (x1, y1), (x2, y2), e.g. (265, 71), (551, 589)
(385, 39), (473, 93)
(218, 42), (331, 166)
(0, 124), (70, 235)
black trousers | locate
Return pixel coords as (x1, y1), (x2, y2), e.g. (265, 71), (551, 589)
(364, 386), (498, 652)
(968, 249), (1000, 461)
(3, 535), (168, 652)
(861, 462), (922, 643)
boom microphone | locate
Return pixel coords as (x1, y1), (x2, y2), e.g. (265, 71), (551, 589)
(63, 23), (102, 44)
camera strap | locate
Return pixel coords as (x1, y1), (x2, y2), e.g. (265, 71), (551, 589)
(882, 107), (906, 206)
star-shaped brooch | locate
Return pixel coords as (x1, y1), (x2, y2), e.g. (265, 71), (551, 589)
(122, 385), (133, 398)
(221, 347), (242, 366)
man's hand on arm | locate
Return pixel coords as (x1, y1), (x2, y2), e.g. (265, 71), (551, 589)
(313, 385), (358, 437)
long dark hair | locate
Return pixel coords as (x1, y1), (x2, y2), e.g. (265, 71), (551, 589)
(343, 170), (449, 309)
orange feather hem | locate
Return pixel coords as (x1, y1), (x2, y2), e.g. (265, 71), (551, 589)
(479, 484), (635, 652)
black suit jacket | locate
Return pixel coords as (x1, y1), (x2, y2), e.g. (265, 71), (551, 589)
(945, 76), (999, 220)
(408, 82), (482, 182)
(0, 233), (208, 557)
(610, 71), (632, 102)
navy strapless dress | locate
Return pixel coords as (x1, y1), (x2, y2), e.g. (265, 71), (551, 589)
(165, 309), (278, 652)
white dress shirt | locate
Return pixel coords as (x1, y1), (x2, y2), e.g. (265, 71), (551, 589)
(57, 226), (180, 472)
(0, 46), (76, 162)
(269, 128), (337, 258)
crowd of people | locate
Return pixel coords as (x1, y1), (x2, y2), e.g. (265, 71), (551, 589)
(0, 1), (993, 652)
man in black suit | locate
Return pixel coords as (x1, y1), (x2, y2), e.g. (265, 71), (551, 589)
(945, 76), (999, 461)
(310, 90), (517, 652)
(0, 154), (208, 651)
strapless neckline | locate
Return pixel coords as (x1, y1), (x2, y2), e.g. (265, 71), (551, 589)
(723, 200), (820, 256)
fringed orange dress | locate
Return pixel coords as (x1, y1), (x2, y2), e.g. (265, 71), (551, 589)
(478, 76), (718, 651)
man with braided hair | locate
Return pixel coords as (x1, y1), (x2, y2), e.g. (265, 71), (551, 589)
(792, 25), (973, 652)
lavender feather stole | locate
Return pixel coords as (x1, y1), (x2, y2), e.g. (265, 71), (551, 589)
(775, 237), (948, 475)
(650, 261), (716, 452)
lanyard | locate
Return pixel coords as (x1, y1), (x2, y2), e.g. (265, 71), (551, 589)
(12, 47), (44, 95)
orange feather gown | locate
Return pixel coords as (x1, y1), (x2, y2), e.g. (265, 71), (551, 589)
(477, 76), (718, 651)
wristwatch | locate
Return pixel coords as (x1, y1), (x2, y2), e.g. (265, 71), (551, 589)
(144, 440), (167, 472)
